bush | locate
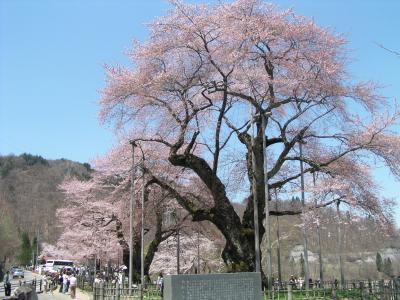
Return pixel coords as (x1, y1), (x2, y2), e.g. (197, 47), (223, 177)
(0, 158), (15, 177)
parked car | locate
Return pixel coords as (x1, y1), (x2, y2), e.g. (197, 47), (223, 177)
(11, 268), (24, 279)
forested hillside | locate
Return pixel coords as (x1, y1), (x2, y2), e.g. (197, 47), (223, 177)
(150, 200), (400, 280)
(0, 153), (91, 264)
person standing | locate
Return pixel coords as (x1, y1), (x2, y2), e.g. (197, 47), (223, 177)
(4, 271), (11, 296)
(69, 273), (77, 299)
(157, 273), (164, 298)
(43, 275), (48, 294)
(62, 272), (69, 294)
(59, 273), (64, 293)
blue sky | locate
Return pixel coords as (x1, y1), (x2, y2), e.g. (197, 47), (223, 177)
(1, 0), (399, 222)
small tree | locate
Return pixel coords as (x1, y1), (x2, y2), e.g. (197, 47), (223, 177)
(18, 232), (31, 266)
(376, 252), (383, 272)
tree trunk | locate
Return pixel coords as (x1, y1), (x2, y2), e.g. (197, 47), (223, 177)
(143, 211), (168, 276)
(168, 153), (257, 272)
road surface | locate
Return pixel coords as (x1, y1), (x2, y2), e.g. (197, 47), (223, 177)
(0, 269), (43, 297)
(0, 270), (89, 299)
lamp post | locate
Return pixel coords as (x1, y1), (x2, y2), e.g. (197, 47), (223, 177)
(140, 154), (145, 300)
(261, 112), (273, 297)
(274, 189), (282, 286)
(129, 141), (136, 295)
(197, 224), (200, 274)
(36, 228), (39, 269)
(250, 104), (261, 274)
(313, 172), (324, 286)
(299, 140), (310, 290)
(336, 200), (345, 287)
(172, 210), (181, 275)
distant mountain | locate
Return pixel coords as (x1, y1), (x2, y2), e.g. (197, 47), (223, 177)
(0, 153), (91, 261)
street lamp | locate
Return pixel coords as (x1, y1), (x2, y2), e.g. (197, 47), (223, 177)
(249, 104), (261, 274)
(299, 139), (310, 290)
(172, 210), (181, 275)
(261, 111), (273, 297)
(139, 146), (145, 300)
(197, 223), (201, 274)
(129, 141), (136, 295)
(250, 99), (273, 295)
(312, 172), (324, 286)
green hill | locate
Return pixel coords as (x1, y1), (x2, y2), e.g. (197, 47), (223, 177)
(0, 153), (91, 265)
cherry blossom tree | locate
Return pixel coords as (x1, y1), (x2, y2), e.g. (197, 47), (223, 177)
(55, 143), (186, 280)
(60, 0), (400, 280)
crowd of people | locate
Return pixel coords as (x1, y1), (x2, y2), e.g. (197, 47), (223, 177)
(42, 269), (78, 299)
(288, 275), (323, 289)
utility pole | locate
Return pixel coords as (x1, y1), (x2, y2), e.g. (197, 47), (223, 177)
(336, 200), (345, 287)
(274, 189), (282, 286)
(261, 113), (273, 297)
(299, 141), (310, 290)
(313, 173), (324, 286)
(140, 158), (145, 300)
(176, 213), (180, 275)
(250, 104), (261, 274)
(129, 141), (136, 295)
(36, 228), (39, 268)
(197, 224), (200, 274)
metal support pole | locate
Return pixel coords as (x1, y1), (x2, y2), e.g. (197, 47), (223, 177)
(299, 142), (310, 290)
(36, 228), (39, 268)
(336, 200), (345, 287)
(140, 161), (145, 300)
(197, 225), (200, 274)
(274, 189), (282, 286)
(177, 225), (180, 275)
(313, 173), (324, 286)
(262, 113), (272, 296)
(250, 104), (261, 274)
(129, 141), (136, 295)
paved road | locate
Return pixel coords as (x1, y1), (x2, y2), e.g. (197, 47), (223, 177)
(10, 269), (41, 283)
(0, 270), (43, 297)
(1, 270), (90, 299)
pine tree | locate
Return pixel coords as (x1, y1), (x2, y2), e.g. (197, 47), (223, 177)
(31, 237), (39, 266)
(376, 252), (383, 272)
(18, 232), (31, 266)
